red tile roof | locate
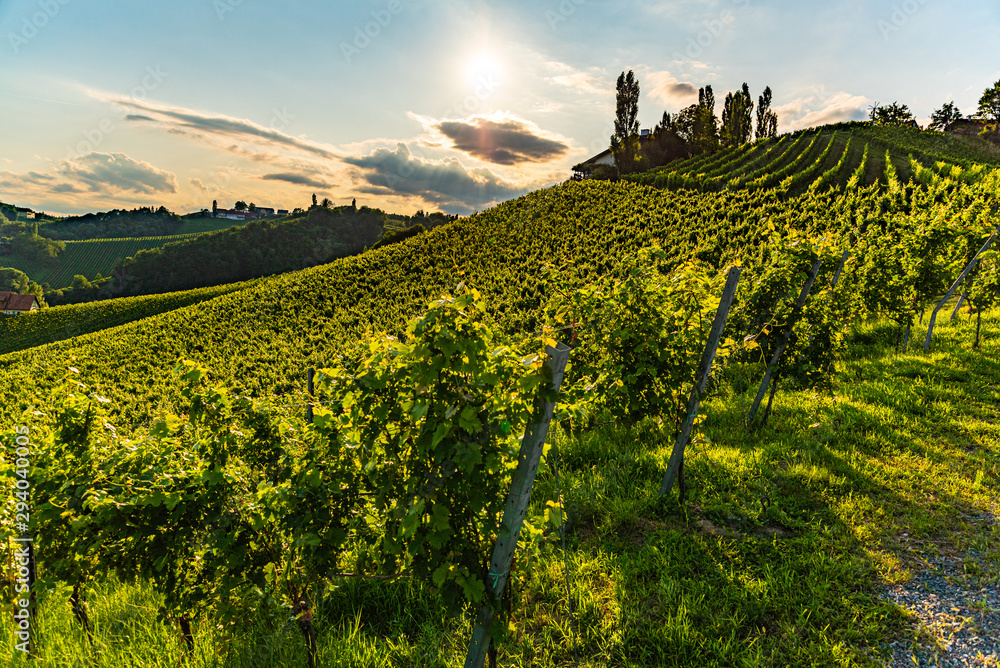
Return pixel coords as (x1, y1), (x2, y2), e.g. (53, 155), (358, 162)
(0, 292), (39, 312)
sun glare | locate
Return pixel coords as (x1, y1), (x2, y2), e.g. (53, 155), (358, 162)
(466, 52), (504, 88)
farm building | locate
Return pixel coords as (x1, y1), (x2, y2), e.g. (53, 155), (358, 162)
(0, 291), (40, 315)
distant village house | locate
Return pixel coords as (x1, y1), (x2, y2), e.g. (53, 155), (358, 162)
(0, 291), (40, 315)
(213, 207), (282, 221)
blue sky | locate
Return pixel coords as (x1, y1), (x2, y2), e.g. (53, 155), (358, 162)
(1, 0), (998, 216)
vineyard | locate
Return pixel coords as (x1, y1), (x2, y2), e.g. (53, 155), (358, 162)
(626, 123), (1000, 194)
(0, 124), (999, 666)
(0, 280), (257, 357)
(0, 232), (204, 289)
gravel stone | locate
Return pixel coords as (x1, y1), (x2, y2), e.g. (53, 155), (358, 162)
(881, 511), (1000, 668)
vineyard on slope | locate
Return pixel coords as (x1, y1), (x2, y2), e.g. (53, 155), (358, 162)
(0, 232), (204, 289)
(1, 124), (999, 666)
(0, 280), (258, 356)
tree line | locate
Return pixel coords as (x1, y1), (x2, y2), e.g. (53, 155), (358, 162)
(582, 72), (1000, 180)
(577, 71), (780, 179)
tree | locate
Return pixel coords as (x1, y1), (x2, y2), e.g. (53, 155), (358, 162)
(976, 79), (1000, 123)
(691, 85), (720, 154)
(869, 102), (916, 126)
(672, 105), (699, 144)
(928, 101), (962, 132)
(320, 197), (332, 208)
(312, 193), (318, 207)
(610, 70), (641, 174)
(720, 83), (754, 148)
(234, 201), (248, 211)
(644, 111), (689, 167)
(756, 86), (778, 140)
(249, 203), (257, 212)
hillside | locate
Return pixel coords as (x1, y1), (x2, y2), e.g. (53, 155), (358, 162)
(0, 280), (256, 356)
(626, 124), (1000, 193)
(0, 124), (998, 666)
(0, 127), (995, 425)
(0, 232), (204, 289)
(33, 207), (250, 240)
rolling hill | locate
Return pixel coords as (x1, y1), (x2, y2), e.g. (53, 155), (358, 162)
(0, 123), (998, 666)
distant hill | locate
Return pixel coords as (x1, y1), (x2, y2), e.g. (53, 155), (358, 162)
(34, 206), (251, 240)
(0, 232), (204, 290)
(106, 204), (386, 298)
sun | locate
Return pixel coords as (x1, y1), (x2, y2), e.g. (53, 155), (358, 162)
(466, 52), (504, 88)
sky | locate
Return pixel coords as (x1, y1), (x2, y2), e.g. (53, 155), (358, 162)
(0, 0), (998, 217)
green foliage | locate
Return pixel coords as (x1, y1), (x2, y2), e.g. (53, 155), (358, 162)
(611, 70), (641, 175)
(727, 228), (844, 388)
(38, 207), (183, 241)
(869, 102), (916, 127)
(928, 101), (963, 133)
(756, 86), (778, 140)
(0, 281), (251, 356)
(112, 206), (384, 298)
(545, 248), (722, 427)
(720, 83), (753, 148)
(976, 78), (1000, 123)
(317, 286), (544, 611)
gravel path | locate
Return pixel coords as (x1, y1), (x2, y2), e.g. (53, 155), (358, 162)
(881, 511), (999, 668)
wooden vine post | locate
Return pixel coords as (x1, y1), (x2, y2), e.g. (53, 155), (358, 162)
(464, 342), (571, 668)
(306, 367), (315, 425)
(659, 267), (742, 499)
(300, 367), (317, 668)
(746, 259), (822, 427)
(924, 230), (998, 352)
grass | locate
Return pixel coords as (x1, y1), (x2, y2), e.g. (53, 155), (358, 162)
(2, 305), (998, 667)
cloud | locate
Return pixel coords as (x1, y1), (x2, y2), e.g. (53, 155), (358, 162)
(343, 143), (525, 213)
(647, 71), (699, 108)
(59, 152), (178, 195)
(775, 92), (869, 132)
(261, 172), (332, 188)
(88, 91), (339, 161)
(429, 114), (570, 166)
(0, 153), (177, 198)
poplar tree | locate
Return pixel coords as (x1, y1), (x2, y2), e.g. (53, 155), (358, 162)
(611, 70), (641, 174)
(756, 86), (778, 140)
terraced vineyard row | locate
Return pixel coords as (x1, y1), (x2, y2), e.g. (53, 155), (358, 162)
(0, 279), (256, 356)
(628, 123), (1000, 195)
(1, 232), (204, 288)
